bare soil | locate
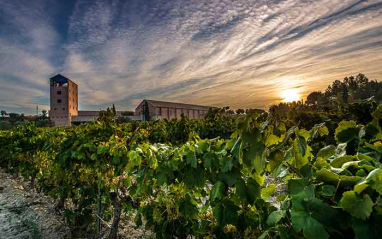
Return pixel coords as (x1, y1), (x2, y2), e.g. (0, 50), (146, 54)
(0, 170), (69, 239)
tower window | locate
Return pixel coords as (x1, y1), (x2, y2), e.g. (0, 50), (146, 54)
(57, 99), (61, 103)
(57, 91), (61, 95)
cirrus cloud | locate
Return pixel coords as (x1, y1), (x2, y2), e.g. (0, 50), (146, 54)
(0, 0), (381, 113)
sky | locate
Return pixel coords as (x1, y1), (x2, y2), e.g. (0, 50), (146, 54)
(0, 0), (381, 114)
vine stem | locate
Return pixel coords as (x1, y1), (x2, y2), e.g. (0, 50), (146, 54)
(285, 162), (303, 178)
(374, 195), (380, 206)
(94, 213), (111, 228)
(332, 179), (341, 201)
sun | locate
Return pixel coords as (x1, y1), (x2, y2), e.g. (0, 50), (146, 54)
(281, 89), (301, 102)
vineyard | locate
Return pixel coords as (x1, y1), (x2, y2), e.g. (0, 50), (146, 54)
(0, 104), (381, 239)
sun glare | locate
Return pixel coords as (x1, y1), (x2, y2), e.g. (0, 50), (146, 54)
(281, 89), (301, 102)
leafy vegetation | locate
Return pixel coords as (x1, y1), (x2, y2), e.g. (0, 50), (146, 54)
(0, 110), (52, 129)
(0, 75), (381, 238)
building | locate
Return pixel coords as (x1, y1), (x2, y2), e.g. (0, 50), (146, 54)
(135, 99), (215, 120)
(71, 111), (141, 125)
(49, 74), (214, 126)
(50, 74), (78, 126)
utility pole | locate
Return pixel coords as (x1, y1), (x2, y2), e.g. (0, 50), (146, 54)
(36, 105), (39, 116)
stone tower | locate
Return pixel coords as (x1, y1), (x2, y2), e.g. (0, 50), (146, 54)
(49, 74), (78, 126)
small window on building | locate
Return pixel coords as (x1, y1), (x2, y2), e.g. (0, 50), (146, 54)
(57, 99), (61, 103)
(54, 108), (57, 110)
(63, 108), (65, 110)
(57, 91), (61, 95)
(157, 107), (161, 115)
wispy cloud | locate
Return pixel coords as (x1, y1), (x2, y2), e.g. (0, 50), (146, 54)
(0, 0), (381, 113)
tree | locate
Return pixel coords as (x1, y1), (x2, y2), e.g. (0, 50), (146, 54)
(306, 91), (324, 105)
(236, 109), (245, 115)
(8, 113), (20, 120)
(143, 102), (150, 121)
(0, 121), (12, 130)
(1, 110), (7, 118)
(112, 104), (117, 116)
(41, 110), (47, 118)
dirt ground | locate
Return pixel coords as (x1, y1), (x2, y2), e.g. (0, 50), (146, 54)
(0, 170), (70, 239)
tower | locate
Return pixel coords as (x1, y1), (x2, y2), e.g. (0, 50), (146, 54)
(49, 74), (78, 126)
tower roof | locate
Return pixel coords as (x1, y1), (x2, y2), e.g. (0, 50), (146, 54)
(50, 74), (70, 84)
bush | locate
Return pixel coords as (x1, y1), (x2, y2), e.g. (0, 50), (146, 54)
(0, 121), (12, 130)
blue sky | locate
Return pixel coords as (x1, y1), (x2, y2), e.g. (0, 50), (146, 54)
(0, 0), (381, 114)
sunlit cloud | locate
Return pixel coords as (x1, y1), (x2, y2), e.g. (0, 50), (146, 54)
(0, 0), (381, 114)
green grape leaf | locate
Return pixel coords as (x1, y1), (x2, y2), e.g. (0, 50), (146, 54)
(265, 134), (282, 147)
(148, 156), (158, 169)
(91, 153), (97, 160)
(261, 184), (276, 199)
(266, 210), (285, 226)
(330, 155), (356, 168)
(291, 210), (328, 239)
(230, 137), (242, 161)
(211, 181), (225, 202)
(320, 185), (336, 197)
(221, 157), (234, 172)
(268, 150), (284, 172)
(316, 168), (339, 183)
(218, 168), (241, 186)
(354, 181), (369, 194)
(335, 121), (359, 143)
(297, 135), (307, 157)
(155, 170), (167, 186)
(288, 178), (309, 196)
(235, 179), (247, 200)
(203, 152), (213, 168)
(196, 140), (209, 153)
(186, 151), (197, 168)
(291, 138), (311, 169)
(234, 178), (260, 204)
(184, 168), (205, 188)
(243, 141), (266, 173)
(317, 145), (336, 159)
(352, 218), (376, 239)
(339, 175), (362, 187)
(340, 191), (373, 220)
(291, 187), (337, 239)
(112, 156), (120, 165)
(365, 168), (382, 194)
(247, 178), (261, 204)
(212, 199), (240, 226)
(241, 129), (260, 145)
(97, 145), (109, 155)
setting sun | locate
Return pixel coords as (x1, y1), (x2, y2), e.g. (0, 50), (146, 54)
(281, 89), (301, 102)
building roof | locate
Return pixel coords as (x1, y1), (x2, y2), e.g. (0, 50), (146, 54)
(50, 74), (69, 83)
(78, 111), (100, 116)
(78, 110), (125, 117)
(138, 99), (216, 111)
